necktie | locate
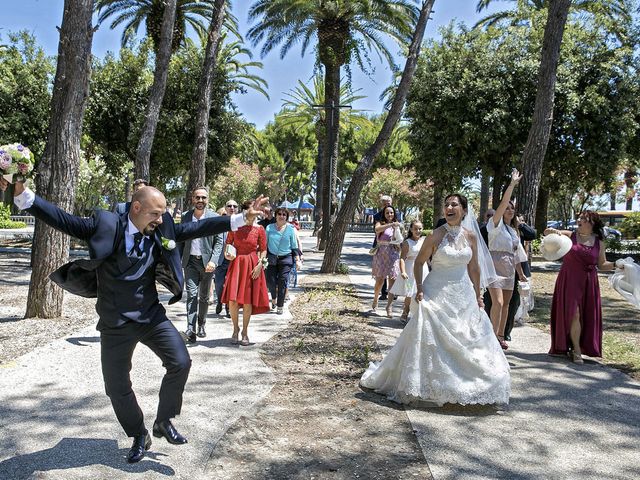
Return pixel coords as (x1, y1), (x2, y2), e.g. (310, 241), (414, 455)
(131, 232), (144, 257)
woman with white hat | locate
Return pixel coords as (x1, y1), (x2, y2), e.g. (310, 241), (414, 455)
(544, 211), (615, 363)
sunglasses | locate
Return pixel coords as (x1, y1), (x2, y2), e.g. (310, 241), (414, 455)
(194, 196), (208, 200)
(226, 204), (238, 208)
(277, 212), (288, 216)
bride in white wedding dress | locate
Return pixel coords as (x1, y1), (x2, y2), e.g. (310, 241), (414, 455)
(360, 193), (510, 406)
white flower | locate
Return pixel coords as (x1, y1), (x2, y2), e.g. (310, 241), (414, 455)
(161, 237), (176, 250)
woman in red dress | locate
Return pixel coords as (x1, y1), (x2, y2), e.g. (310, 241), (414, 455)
(545, 211), (615, 363)
(222, 207), (270, 346)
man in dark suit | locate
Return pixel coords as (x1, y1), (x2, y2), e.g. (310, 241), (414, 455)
(114, 178), (148, 215)
(1, 178), (266, 464)
(178, 186), (222, 342)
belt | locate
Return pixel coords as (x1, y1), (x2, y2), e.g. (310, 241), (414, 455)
(191, 255), (202, 260)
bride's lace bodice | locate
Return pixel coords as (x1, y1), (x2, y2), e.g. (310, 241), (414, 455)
(430, 225), (472, 282)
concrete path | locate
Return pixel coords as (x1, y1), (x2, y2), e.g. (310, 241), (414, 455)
(343, 232), (640, 480)
(0, 232), (317, 480)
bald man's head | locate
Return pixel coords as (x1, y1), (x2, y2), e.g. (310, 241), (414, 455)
(130, 187), (166, 236)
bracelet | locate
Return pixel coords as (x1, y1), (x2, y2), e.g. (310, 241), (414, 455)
(260, 257), (268, 268)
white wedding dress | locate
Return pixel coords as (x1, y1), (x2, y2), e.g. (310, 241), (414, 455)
(360, 225), (511, 406)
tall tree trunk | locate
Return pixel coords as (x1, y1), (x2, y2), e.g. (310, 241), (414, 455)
(610, 188), (617, 210)
(534, 182), (549, 237)
(321, 0), (435, 272)
(624, 167), (637, 210)
(186, 0), (226, 203)
(515, 0), (571, 226)
(432, 184), (444, 228)
(491, 166), (504, 209)
(134, 0), (177, 181)
(313, 137), (324, 236)
(479, 168), (490, 221)
(26, 0), (94, 318)
(318, 63), (341, 251)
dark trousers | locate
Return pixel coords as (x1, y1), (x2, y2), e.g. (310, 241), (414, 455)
(184, 255), (213, 330)
(266, 256), (293, 307)
(100, 318), (192, 437)
(483, 275), (521, 340)
(214, 260), (230, 305)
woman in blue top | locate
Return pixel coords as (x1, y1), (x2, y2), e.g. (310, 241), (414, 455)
(265, 207), (299, 314)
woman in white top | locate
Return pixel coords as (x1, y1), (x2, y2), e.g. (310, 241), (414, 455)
(389, 221), (427, 322)
(487, 169), (527, 350)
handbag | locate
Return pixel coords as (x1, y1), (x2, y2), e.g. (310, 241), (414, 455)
(368, 246), (379, 256)
(224, 243), (237, 259)
(390, 226), (404, 245)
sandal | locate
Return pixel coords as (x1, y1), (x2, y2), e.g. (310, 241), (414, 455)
(497, 336), (509, 350)
(231, 329), (239, 345)
(571, 351), (584, 364)
(240, 335), (250, 346)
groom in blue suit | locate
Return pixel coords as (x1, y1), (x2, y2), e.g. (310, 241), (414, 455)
(1, 179), (266, 463)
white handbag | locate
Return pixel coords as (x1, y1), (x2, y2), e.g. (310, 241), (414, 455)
(390, 226), (404, 245)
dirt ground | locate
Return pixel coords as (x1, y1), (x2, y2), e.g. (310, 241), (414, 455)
(207, 274), (432, 480)
(0, 252), (96, 365)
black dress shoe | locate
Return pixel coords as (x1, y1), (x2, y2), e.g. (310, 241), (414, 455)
(127, 432), (151, 463)
(181, 329), (197, 344)
(153, 420), (188, 444)
(197, 325), (206, 338)
(215, 302), (223, 315)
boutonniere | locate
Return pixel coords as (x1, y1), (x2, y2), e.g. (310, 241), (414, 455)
(161, 237), (176, 250)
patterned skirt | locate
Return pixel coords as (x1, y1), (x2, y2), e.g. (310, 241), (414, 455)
(372, 244), (400, 280)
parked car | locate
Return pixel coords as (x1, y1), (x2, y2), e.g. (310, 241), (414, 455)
(547, 220), (562, 230)
(566, 220), (577, 231)
(604, 226), (622, 240)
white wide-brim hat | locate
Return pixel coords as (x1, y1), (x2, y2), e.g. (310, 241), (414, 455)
(540, 233), (572, 261)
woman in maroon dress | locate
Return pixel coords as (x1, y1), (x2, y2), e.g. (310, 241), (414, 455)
(545, 211), (615, 363)
(222, 205), (270, 346)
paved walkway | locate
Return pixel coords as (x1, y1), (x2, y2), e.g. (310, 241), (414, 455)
(1, 231), (639, 479)
(0, 233), (318, 480)
(342, 232), (640, 480)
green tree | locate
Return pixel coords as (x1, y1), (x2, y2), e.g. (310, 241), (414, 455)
(248, 0), (418, 250)
(0, 31), (54, 163)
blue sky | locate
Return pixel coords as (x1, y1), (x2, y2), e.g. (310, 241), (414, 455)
(1, 0), (501, 129)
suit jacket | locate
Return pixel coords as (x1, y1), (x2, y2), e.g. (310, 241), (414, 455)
(27, 195), (232, 306)
(178, 209), (223, 268)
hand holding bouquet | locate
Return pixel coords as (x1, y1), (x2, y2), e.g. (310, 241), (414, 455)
(0, 143), (35, 183)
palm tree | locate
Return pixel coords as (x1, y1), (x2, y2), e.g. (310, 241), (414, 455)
(279, 74), (369, 230)
(219, 40), (269, 99)
(96, 0), (221, 53)
(475, 0), (632, 38)
(248, 0), (418, 248)
(321, 0), (434, 273)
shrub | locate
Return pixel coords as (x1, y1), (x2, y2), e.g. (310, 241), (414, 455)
(620, 212), (640, 239)
(0, 204), (26, 229)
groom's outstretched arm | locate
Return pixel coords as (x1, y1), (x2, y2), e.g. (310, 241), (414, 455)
(7, 181), (95, 241)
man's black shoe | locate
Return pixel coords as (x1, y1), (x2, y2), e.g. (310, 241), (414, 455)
(153, 420), (188, 445)
(197, 325), (206, 338)
(181, 329), (197, 344)
(225, 305), (230, 318)
(215, 302), (223, 315)
(379, 294), (388, 301)
(127, 432), (151, 463)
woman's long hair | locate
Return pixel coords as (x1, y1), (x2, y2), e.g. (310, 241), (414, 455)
(507, 201), (521, 237)
(580, 210), (605, 240)
(379, 205), (397, 225)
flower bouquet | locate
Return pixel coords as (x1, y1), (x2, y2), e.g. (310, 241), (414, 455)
(0, 143), (35, 183)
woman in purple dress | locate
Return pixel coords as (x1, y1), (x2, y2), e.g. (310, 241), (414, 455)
(544, 211), (615, 363)
(371, 205), (402, 316)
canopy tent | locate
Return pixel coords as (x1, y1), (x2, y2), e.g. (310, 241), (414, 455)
(279, 200), (315, 210)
